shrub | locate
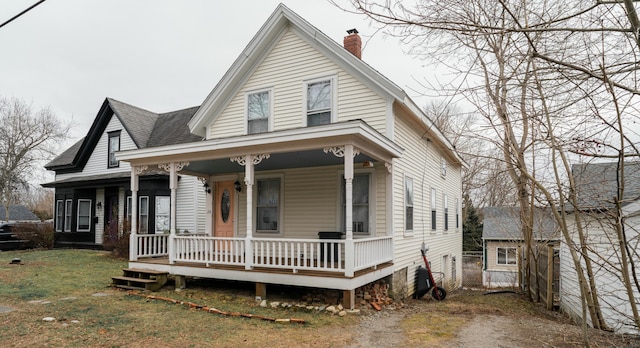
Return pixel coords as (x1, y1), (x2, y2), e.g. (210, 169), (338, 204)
(13, 222), (54, 249)
(103, 219), (130, 258)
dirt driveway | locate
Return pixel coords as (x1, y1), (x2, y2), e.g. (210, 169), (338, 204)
(347, 290), (639, 348)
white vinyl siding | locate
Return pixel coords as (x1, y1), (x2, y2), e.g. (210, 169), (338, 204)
(207, 28), (387, 139)
(176, 176), (206, 234)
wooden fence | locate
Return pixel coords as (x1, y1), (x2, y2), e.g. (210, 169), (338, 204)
(519, 245), (560, 309)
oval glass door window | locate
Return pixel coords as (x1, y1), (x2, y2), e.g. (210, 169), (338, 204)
(221, 189), (231, 223)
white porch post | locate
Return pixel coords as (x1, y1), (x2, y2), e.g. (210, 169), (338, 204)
(244, 154), (255, 270)
(168, 162), (178, 264)
(129, 166), (140, 261)
(344, 145), (355, 277)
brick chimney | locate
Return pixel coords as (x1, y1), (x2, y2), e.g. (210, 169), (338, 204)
(343, 28), (362, 59)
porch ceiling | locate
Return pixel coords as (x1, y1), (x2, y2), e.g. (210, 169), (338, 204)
(117, 120), (404, 176)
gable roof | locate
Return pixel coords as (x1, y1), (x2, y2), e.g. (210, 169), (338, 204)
(571, 161), (640, 211)
(188, 4), (461, 165)
(0, 205), (40, 222)
(45, 99), (202, 173)
(482, 206), (559, 241)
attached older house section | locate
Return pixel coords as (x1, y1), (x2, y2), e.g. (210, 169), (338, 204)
(43, 99), (206, 248)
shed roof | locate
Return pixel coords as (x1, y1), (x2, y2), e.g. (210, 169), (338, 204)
(482, 206), (559, 241)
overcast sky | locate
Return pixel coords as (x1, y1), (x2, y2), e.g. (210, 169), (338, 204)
(0, 0), (435, 153)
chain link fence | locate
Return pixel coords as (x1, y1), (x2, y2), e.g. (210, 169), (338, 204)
(462, 251), (483, 288)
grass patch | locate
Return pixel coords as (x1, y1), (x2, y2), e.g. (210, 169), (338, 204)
(0, 249), (359, 347)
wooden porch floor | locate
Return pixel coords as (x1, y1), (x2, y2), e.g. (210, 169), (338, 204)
(134, 257), (393, 279)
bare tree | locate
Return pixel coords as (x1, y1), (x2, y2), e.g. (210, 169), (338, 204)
(0, 96), (69, 221)
(341, 0), (640, 338)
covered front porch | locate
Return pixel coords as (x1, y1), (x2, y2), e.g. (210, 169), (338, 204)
(117, 121), (403, 308)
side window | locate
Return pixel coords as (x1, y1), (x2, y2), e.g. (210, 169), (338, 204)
(256, 178), (281, 233)
(77, 199), (91, 232)
(139, 196), (149, 234)
(444, 194), (449, 231)
(455, 198), (459, 229)
(405, 176), (413, 233)
(155, 196), (170, 233)
(247, 90), (271, 134)
(305, 77), (333, 126)
(108, 131), (121, 168)
(497, 247), (517, 265)
(55, 200), (64, 232)
(431, 188), (437, 231)
(64, 199), (72, 232)
(342, 173), (370, 234)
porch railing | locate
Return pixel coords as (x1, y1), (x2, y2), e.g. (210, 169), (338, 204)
(135, 234), (169, 258)
(132, 235), (393, 276)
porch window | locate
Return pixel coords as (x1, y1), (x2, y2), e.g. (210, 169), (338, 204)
(305, 77), (334, 126)
(77, 199), (91, 232)
(247, 90), (271, 134)
(155, 196), (170, 233)
(126, 196), (132, 223)
(431, 188), (437, 230)
(444, 194), (449, 231)
(108, 131), (120, 168)
(342, 173), (370, 234)
(139, 196), (149, 234)
(256, 178), (280, 233)
(497, 247), (517, 265)
(64, 199), (72, 232)
(55, 200), (63, 232)
(405, 176), (413, 232)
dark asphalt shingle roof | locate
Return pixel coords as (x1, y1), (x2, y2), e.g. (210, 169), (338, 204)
(0, 205), (40, 222)
(46, 99), (203, 171)
(482, 206), (559, 240)
(572, 161), (640, 211)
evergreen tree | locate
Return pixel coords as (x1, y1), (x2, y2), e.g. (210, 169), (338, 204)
(463, 203), (483, 251)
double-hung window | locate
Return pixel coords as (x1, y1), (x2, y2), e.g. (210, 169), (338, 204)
(139, 196), (149, 234)
(342, 173), (370, 234)
(497, 247), (517, 265)
(108, 131), (120, 168)
(455, 198), (459, 229)
(256, 178), (281, 233)
(405, 176), (413, 232)
(55, 200), (64, 232)
(64, 200), (72, 232)
(155, 196), (170, 233)
(247, 90), (271, 134)
(306, 77), (333, 126)
(444, 194), (449, 231)
(431, 188), (437, 230)
(77, 199), (91, 232)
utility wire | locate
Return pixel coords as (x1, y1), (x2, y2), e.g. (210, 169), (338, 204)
(0, 0), (47, 30)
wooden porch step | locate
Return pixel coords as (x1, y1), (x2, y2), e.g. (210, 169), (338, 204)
(112, 269), (168, 292)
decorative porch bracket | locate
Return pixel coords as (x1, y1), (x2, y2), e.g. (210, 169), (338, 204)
(324, 145), (359, 277)
(231, 153), (271, 270)
(159, 162), (189, 264)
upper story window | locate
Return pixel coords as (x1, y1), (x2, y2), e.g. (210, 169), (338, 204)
(108, 131), (121, 168)
(431, 188), (437, 231)
(405, 176), (413, 233)
(444, 194), (449, 231)
(247, 89), (272, 134)
(305, 76), (335, 126)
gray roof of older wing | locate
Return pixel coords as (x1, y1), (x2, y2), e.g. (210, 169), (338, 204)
(0, 205), (40, 222)
(571, 161), (640, 211)
(482, 206), (559, 240)
(45, 99), (202, 171)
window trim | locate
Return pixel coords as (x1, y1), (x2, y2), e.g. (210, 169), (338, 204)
(303, 75), (337, 127)
(55, 200), (64, 232)
(497, 247), (518, 265)
(431, 188), (437, 231)
(404, 175), (414, 235)
(254, 174), (284, 235)
(154, 196), (171, 234)
(108, 131), (121, 168)
(444, 194), (449, 231)
(245, 88), (274, 135)
(64, 199), (73, 232)
(77, 199), (92, 232)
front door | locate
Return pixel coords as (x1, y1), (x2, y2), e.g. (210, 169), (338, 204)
(214, 181), (235, 238)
